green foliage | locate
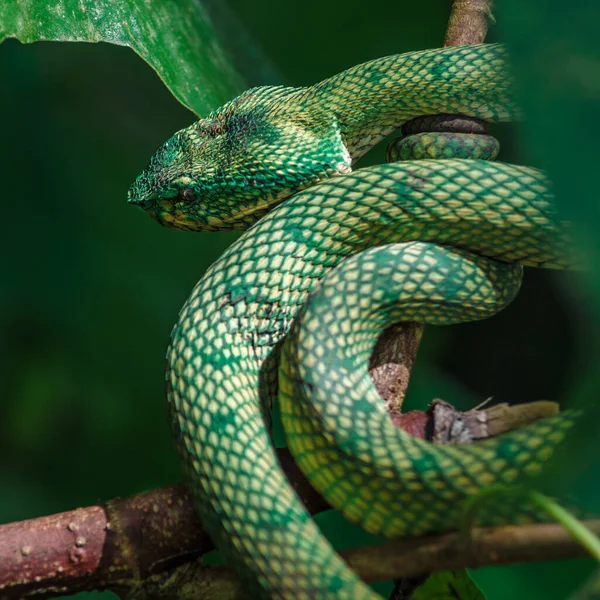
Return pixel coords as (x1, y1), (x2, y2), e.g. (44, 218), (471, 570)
(409, 571), (485, 600)
(570, 570), (600, 600)
(0, 1), (597, 599)
(497, 2), (600, 508)
(0, 0), (243, 114)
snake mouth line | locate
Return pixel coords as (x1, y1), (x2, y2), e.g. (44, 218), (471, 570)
(213, 198), (274, 226)
(141, 198), (274, 231)
(147, 189), (296, 231)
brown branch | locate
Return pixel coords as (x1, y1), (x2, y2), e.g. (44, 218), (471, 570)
(133, 521), (600, 600)
(444, 0), (492, 46)
(1, 476), (597, 600)
(0, 391), (570, 600)
(370, 322), (423, 413)
(344, 521), (600, 581)
(0, 449), (329, 600)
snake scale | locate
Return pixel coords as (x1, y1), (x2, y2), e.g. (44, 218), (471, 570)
(128, 44), (577, 598)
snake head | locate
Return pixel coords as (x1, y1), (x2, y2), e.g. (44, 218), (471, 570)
(128, 86), (351, 231)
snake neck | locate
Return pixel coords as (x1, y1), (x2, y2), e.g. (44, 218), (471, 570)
(307, 44), (519, 160)
(129, 45), (521, 234)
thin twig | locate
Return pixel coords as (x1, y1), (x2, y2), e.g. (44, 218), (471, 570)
(131, 520), (600, 599)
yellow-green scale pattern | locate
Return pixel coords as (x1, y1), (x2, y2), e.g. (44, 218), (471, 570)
(280, 241), (568, 537)
(128, 44), (578, 599)
(308, 43), (518, 158)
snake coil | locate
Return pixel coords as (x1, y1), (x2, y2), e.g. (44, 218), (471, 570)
(128, 44), (577, 599)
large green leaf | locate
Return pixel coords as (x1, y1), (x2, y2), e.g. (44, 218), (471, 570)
(496, 4), (600, 597)
(570, 570), (600, 600)
(498, 0), (600, 502)
(408, 571), (485, 600)
(0, 0), (245, 115)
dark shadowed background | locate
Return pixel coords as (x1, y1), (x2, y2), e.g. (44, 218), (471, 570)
(1, 0), (596, 598)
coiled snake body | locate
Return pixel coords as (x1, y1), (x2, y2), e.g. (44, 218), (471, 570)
(129, 44), (576, 598)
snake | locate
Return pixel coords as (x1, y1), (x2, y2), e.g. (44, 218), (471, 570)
(128, 44), (578, 599)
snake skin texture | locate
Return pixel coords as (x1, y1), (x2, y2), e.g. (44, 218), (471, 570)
(128, 44), (577, 599)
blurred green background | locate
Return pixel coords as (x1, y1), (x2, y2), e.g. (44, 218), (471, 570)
(0, 0), (596, 598)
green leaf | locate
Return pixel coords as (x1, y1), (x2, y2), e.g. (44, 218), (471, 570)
(0, 0), (245, 115)
(408, 571), (486, 600)
(570, 570), (600, 600)
(497, 0), (600, 511)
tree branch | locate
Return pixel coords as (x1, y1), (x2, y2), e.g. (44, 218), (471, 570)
(444, 0), (492, 46)
(1, 469), (598, 600)
(0, 449), (328, 600)
(135, 521), (600, 600)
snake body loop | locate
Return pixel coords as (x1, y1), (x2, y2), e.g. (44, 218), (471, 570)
(129, 44), (576, 599)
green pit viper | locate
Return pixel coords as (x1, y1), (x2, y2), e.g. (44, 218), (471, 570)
(128, 43), (578, 599)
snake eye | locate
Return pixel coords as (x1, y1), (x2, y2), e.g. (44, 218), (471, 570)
(179, 187), (197, 202)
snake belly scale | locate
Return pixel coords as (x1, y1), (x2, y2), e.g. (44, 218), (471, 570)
(128, 44), (577, 598)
